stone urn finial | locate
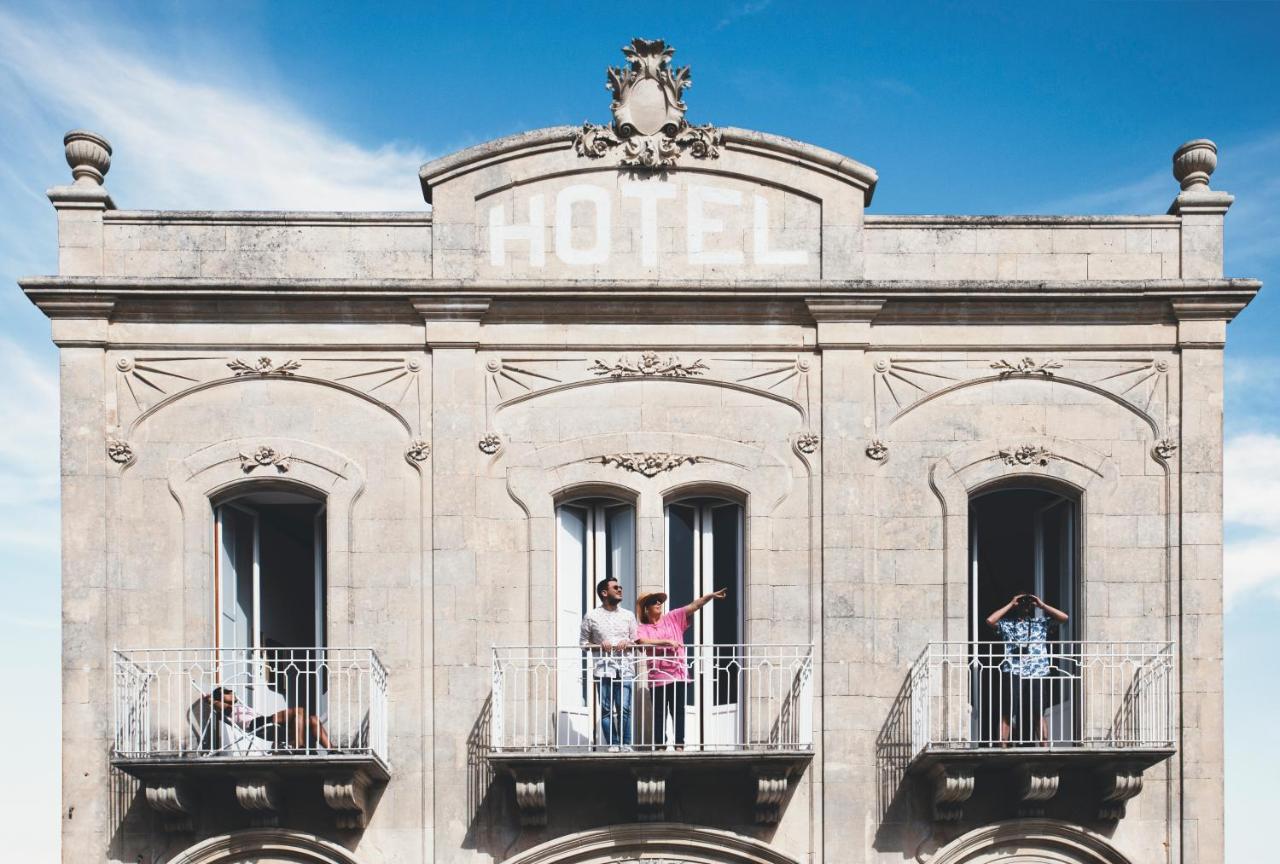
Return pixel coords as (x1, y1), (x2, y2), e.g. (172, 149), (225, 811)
(1172, 139), (1217, 192)
(63, 129), (112, 187)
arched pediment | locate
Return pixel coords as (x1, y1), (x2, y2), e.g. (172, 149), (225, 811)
(168, 829), (364, 864)
(500, 822), (800, 864)
(929, 819), (1134, 864)
(420, 91), (876, 282)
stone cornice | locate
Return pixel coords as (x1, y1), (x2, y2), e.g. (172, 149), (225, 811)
(104, 210), (430, 226)
(19, 276), (1262, 296)
(21, 277), (1260, 325)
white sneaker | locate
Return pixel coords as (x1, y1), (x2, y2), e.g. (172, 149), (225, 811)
(607, 745), (620, 753)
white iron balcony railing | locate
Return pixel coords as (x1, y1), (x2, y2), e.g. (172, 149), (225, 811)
(903, 641), (1174, 755)
(113, 647), (389, 767)
(490, 643), (813, 754)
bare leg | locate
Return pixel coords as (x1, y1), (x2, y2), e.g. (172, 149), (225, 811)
(309, 715), (332, 749)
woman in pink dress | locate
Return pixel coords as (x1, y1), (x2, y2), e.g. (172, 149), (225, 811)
(635, 587), (727, 750)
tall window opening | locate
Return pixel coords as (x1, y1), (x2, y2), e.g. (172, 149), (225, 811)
(969, 486), (1078, 641)
(214, 487), (326, 714)
(665, 496), (744, 746)
(555, 495), (636, 745)
(969, 484), (1079, 744)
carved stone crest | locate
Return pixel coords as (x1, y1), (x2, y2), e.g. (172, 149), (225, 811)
(573, 38), (722, 168)
(106, 437), (134, 464)
(865, 440), (889, 462)
(405, 439), (431, 464)
(999, 445), (1057, 467)
(478, 433), (502, 455)
(990, 357), (1062, 378)
(227, 357), (301, 377)
(590, 351), (708, 378)
(1152, 438), (1178, 460)
(598, 452), (700, 477)
(240, 446), (291, 474)
(796, 433), (820, 454)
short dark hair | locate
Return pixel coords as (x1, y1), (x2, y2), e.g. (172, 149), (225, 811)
(596, 577), (617, 600)
(211, 686), (230, 700)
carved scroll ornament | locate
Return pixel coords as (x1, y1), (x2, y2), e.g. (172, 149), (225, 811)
(598, 452), (700, 477)
(590, 351), (708, 378)
(227, 356), (301, 377)
(240, 446), (292, 474)
(999, 445), (1057, 467)
(573, 38), (722, 168)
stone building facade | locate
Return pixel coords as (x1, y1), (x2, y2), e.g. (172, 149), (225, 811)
(24, 39), (1257, 864)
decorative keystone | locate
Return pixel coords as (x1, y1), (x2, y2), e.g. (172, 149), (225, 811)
(929, 764), (974, 822)
(752, 767), (789, 824)
(1172, 139), (1217, 192)
(634, 769), (669, 822)
(143, 782), (195, 833)
(234, 777), (280, 828)
(1016, 765), (1060, 817)
(512, 769), (547, 827)
(1097, 766), (1144, 821)
(64, 129), (112, 186)
(323, 772), (371, 830)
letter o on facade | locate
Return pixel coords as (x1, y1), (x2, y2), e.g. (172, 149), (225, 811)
(555, 184), (612, 265)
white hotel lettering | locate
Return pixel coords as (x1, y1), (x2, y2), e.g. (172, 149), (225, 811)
(488, 182), (809, 268)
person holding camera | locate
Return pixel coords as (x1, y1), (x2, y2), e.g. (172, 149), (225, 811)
(986, 592), (1069, 744)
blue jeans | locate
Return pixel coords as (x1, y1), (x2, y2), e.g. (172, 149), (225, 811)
(597, 678), (633, 747)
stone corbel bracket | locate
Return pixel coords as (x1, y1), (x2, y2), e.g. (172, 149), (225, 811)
(235, 776), (281, 828)
(634, 768), (670, 822)
(752, 767), (790, 824)
(929, 764), (975, 822)
(323, 771), (373, 830)
(144, 781), (195, 833)
(512, 769), (548, 827)
(1097, 765), (1144, 821)
(1016, 764), (1061, 817)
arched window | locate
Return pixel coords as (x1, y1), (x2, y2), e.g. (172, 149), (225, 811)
(969, 483), (1079, 640)
(665, 495), (744, 747)
(554, 493), (636, 745)
(213, 484), (326, 716)
(968, 482), (1080, 745)
(555, 495), (636, 643)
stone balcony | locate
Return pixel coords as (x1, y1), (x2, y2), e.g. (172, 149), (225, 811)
(879, 640), (1175, 823)
(487, 643), (814, 825)
(112, 647), (389, 831)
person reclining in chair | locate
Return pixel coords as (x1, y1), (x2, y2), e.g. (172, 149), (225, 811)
(208, 686), (332, 751)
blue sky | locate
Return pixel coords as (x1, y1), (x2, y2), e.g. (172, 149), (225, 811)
(0, 2), (1276, 859)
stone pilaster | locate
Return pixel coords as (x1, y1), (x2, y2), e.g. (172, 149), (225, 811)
(810, 298), (883, 863)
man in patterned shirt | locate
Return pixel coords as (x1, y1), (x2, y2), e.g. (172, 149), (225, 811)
(986, 593), (1069, 744)
(579, 577), (638, 750)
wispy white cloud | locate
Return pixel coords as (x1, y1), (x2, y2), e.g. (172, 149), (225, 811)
(716, 0), (773, 31)
(0, 337), (58, 508)
(0, 8), (428, 213)
(1029, 170), (1171, 216)
(1225, 433), (1280, 607)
